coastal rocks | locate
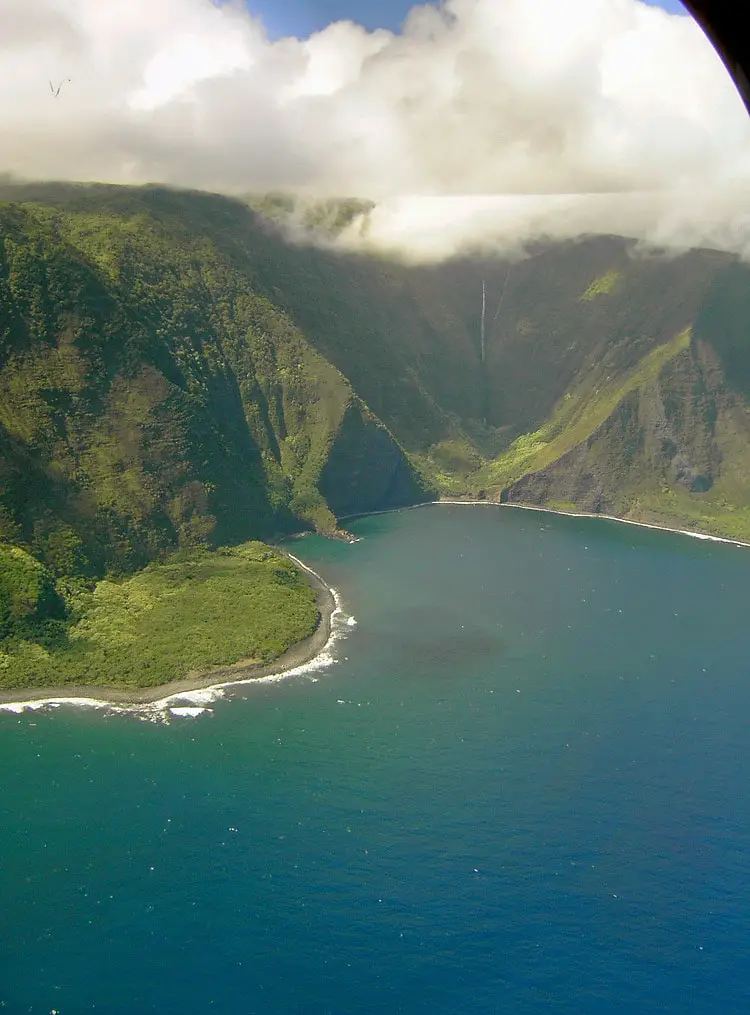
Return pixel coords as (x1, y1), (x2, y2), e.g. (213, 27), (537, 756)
(328, 527), (359, 543)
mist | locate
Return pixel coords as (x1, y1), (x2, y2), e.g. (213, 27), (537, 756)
(1, 0), (750, 260)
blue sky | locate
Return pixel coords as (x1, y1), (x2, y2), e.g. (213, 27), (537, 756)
(246, 0), (687, 41)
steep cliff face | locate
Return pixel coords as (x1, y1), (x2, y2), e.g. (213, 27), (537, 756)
(0, 192), (433, 578)
(452, 244), (750, 541)
(318, 398), (429, 518)
(500, 335), (750, 540)
(4, 180), (750, 567)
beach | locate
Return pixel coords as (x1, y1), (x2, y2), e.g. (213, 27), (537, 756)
(3, 496), (748, 716)
(0, 552), (340, 714)
(437, 498), (750, 549)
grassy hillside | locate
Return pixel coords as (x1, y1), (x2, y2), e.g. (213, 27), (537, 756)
(493, 296), (750, 541)
(0, 183), (439, 688)
(3, 180), (750, 691)
(0, 542), (319, 691)
(473, 328), (694, 492)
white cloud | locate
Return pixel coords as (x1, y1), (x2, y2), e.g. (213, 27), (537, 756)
(1, 0), (750, 258)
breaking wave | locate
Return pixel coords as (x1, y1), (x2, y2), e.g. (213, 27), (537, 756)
(0, 561), (354, 724)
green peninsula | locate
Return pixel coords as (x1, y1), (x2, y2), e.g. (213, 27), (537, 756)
(0, 542), (321, 694)
(5, 181), (750, 692)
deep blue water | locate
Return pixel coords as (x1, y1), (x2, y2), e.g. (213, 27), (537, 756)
(2, 504), (750, 1014)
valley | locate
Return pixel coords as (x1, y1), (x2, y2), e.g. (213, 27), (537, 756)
(2, 181), (749, 689)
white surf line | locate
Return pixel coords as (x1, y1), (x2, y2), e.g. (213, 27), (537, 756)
(140, 567), (351, 714)
(437, 498), (750, 549)
(0, 696), (122, 715)
(286, 498), (750, 551)
(0, 557), (352, 721)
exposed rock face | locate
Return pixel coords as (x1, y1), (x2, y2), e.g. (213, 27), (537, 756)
(501, 339), (750, 538)
(5, 181), (750, 562)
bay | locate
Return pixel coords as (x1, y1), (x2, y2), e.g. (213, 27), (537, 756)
(2, 504), (750, 1014)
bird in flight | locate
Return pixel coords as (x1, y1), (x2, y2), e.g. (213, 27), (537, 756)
(49, 78), (71, 98)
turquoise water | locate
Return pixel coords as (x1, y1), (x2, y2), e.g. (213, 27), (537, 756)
(2, 504), (750, 1013)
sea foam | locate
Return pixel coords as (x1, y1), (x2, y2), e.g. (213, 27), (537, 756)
(0, 562), (355, 724)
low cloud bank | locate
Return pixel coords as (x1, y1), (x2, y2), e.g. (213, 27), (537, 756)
(2, 0), (749, 259)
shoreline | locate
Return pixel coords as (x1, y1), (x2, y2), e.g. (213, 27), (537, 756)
(437, 498), (750, 549)
(4, 494), (746, 716)
(0, 552), (340, 714)
(334, 496), (750, 548)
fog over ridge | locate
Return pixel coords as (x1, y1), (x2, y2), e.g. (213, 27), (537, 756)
(2, 0), (750, 260)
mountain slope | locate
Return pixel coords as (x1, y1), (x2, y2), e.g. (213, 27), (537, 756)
(3, 180), (750, 572)
(492, 270), (750, 541)
(0, 189), (433, 580)
(13, 181), (750, 691)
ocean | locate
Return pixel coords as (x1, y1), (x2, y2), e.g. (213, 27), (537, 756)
(2, 504), (749, 1014)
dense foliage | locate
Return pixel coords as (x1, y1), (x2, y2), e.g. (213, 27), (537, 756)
(0, 185), (433, 582)
(0, 544), (65, 643)
(0, 542), (318, 690)
(3, 180), (750, 692)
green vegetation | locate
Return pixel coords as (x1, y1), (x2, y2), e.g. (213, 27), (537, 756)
(0, 183), (440, 690)
(412, 440), (485, 496)
(0, 184), (432, 580)
(496, 333), (750, 542)
(243, 193), (375, 238)
(0, 544), (65, 643)
(0, 542), (319, 691)
(580, 269), (621, 301)
(3, 179), (750, 694)
(474, 328), (692, 491)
